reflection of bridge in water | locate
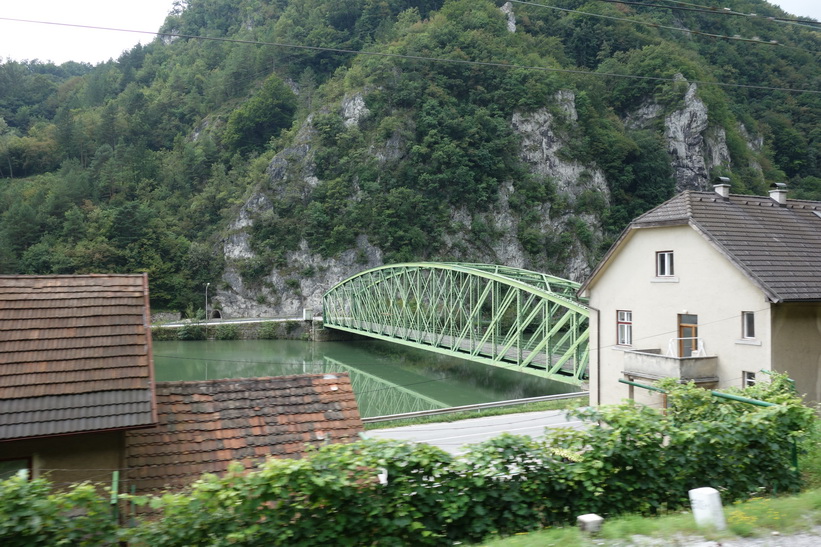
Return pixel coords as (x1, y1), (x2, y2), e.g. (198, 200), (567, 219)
(322, 263), (590, 386)
(320, 357), (449, 418)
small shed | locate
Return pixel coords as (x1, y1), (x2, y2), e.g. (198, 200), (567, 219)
(0, 274), (156, 486)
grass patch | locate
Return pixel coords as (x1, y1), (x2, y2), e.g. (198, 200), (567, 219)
(477, 489), (821, 546)
(800, 417), (821, 489)
(363, 396), (587, 430)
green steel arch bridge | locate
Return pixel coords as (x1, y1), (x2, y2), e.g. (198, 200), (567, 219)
(322, 263), (590, 386)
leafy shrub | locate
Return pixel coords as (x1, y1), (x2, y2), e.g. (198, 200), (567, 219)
(4, 374), (812, 546)
(151, 327), (177, 341)
(257, 321), (281, 340)
(215, 324), (239, 340)
(177, 323), (206, 341)
(0, 474), (118, 546)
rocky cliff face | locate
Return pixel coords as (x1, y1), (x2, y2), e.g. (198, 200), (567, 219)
(219, 115), (383, 318)
(215, 82), (740, 318)
(626, 81), (734, 193)
(217, 89), (609, 317)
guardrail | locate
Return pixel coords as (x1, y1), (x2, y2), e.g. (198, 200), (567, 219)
(361, 391), (589, 424)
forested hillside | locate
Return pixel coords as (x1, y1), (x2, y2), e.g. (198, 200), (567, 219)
(1, 0), (819, 314)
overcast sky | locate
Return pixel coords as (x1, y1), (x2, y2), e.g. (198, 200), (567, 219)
(0, 1), (818, 65)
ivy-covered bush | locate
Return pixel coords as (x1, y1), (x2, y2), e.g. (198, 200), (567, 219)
(0, 473), (119, 546)
(176, 323), (206, 341)
(2, 375), (813, 546)
(256, 321), (280, 339)
(150, 327), (178, 341)
(214, 324), (239, 340)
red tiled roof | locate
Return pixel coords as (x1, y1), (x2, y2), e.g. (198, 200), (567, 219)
(124, 374), (364, 493)
(0, 274), (156, 441)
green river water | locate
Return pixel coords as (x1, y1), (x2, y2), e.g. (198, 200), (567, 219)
(152, 339), (579, 418)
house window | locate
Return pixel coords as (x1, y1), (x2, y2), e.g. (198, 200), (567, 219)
(656, 251), (674, 277)
(678, 314), (698, 357)
(0, 458), (30, 481)
(743, 371), (756, 387)
(742, 311), (755, 339)
(617, 310), (632, 346)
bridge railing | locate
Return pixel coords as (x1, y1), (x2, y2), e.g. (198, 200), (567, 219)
(361, 391), (590, 423)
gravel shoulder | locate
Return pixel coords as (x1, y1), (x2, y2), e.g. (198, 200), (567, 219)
(592, 526), (821, 546)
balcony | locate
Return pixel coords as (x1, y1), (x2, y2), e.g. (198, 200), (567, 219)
(622, 338), (718, 384)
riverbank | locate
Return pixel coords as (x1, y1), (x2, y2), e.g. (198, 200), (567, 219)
(151, 317), (359, 342)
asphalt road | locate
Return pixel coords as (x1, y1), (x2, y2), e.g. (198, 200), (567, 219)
(365, 409), (587, 454)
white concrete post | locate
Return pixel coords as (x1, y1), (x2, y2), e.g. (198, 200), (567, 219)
(577, 513), (604, 534)
(689, 487), (726, 530)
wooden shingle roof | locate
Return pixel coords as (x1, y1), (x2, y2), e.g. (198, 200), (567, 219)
(633, 191), (821, 302)
(124, 374), (364, 493)
(0, 274), (156, 441)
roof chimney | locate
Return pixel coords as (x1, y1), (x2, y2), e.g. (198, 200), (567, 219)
(713, 177), (731, 199)
(769, 182), (788, 205)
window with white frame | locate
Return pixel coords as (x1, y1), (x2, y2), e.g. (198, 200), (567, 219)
(743, 371), (756, 387)
(617, 310), (632, 346)
(742, 311), (755, 339)
(656, 251), (674, 277)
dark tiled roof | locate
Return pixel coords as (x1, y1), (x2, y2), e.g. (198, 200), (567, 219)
(124, 374), (363, 493)
(633, 191), (821, 302)
(0, 275), (156, 441)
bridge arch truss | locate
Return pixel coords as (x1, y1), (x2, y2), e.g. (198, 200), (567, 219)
(322, 263), (589, 385)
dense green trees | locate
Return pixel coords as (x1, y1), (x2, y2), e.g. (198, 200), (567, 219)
(0, 0), (818, 311)
(223, 75), (297, 155)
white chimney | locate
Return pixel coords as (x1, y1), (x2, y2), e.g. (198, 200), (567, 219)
(769, 182), (787, 205)
(713, 177), (731, 198)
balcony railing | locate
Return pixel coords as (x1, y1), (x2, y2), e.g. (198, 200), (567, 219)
(667, 336), (706, 358)
(622, 338), (718, 383)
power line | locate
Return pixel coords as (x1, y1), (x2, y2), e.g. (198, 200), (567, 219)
(661, 0), (821, 26)
(592, 304), (773, 353)
(591, 0), (821, 28)
(0, 16), (819, 95)
(509, 0), (814, 51)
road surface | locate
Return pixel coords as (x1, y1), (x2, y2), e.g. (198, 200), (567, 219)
(365, 409), (586, 454)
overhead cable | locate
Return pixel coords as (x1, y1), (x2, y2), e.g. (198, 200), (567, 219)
(0, 16), (818, 95)
(508, 0), (814, 50)
(661, 0), (821, 25)
(591, 0), (821, 28)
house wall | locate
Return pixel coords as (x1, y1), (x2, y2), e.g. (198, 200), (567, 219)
(586, 224), (771, 406)
(772, 303), (821, 403)
(1, 431), (125, 489)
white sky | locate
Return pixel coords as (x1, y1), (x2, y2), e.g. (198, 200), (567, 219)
(0, 1), (818, 65)
(0, 1), (175, 65)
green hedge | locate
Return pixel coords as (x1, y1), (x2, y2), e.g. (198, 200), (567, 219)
(1, 378), (813, 546)
(0, 476), (119, 546)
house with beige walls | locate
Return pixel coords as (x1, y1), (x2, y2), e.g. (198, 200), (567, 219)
(579, 183), (821, 408)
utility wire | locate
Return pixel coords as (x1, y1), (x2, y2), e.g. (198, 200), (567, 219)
(509, 0), (813, 50)
(662, 0), (821, 25)
(591, 0), (821, 28)
(592, 304), (772, 352)
(0, 16), (818, 95)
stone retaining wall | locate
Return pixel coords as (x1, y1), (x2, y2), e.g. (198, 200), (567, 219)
(152, 320), (364, 342)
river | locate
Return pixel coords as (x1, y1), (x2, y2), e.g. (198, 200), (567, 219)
(152, 339), (580, 418)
